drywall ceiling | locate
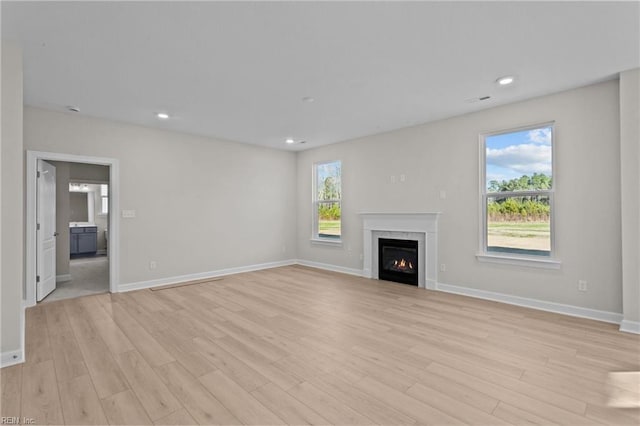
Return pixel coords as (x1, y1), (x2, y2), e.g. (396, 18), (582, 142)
(2, 1), (639, 151)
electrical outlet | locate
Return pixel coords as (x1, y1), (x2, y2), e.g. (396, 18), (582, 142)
(440, 263), (446, 272)
(578, 280), (588, 292)
(440, 190), (447, 199)
(400, 174), (406, 182)
(149, 261), (157, 270)
(390, 175), (397, 183)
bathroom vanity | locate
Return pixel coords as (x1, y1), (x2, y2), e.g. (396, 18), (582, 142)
(70, 225), (97, 255)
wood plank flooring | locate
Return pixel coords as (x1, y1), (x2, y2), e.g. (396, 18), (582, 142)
(2, 265), (639, 425)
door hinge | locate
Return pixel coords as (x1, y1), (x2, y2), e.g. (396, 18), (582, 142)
(37, 171), (41, 178)
(37, 223), (40, 231)
(36, 275), (40, 283)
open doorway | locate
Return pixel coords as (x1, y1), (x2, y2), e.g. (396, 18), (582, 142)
(40, 162), (111, 302)
(26, 151), (119, 307)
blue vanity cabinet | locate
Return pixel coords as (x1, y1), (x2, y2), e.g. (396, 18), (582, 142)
(70, 230), (78, 254)
(70, 226), (98, 255)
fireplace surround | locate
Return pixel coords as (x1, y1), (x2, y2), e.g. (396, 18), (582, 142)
(360, 213), (440, 289)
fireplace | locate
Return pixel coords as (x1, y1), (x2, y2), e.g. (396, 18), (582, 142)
(361, 212), (440, 289)
(378, 238), (419, 286)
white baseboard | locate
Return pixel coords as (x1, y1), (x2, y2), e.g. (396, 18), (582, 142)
(56, 274), (71, 283)
(295, 259), (364, 277)
(1, 349), (23, 368)
(436, 282), (624, 325)
(1, 301), (26, 368)
(619, 320), (640, 334)
(96, 249), (107, 255)
(118, 259), (297, 292)
(425, 278), (437, 290)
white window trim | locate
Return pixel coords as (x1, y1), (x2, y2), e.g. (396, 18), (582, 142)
(100, 184), (109, 215)
(312, 160), (342, 243)
(310, 237), (344, 247)
(477, 121), (561, 269)
(476, 252), (561, 269)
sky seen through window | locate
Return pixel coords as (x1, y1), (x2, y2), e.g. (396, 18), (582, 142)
(486, 126), (552, 189)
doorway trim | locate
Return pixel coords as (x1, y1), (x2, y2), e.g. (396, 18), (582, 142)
(26, 150), (120, 307)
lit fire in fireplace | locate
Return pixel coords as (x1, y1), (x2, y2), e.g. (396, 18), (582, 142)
(391, 258), (414, 272)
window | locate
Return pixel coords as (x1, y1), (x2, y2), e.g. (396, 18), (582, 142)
(480, 123), (554, 260)
(100, 184), (108, 215)
(314, 160), (341, 241)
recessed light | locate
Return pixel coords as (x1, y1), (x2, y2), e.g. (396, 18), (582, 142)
(67, 106), (80, 113)
(286, 138), (295, 144)
(156, 112), (170, 120)
(302, 97), (315, 103)
(496, 76), (515, 86)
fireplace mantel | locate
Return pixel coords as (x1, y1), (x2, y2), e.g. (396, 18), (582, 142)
(360, 212), (440, 289)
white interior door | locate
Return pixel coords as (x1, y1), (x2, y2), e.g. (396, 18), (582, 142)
(37, 160), (57, 301)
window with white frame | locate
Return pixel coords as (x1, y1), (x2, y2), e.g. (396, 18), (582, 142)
(481, 123), (554, 258)
(314, 160), (341, 240)
(100, 184), (108, 215)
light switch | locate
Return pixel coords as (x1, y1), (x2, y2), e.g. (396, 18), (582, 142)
(122, 210), (136, 218)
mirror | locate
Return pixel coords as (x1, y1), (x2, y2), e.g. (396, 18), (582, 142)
(69, 183), (96, 224)
(69, 192), (89, 222)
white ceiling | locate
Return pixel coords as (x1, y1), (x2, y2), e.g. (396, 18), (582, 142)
(2, 1), (639, 151)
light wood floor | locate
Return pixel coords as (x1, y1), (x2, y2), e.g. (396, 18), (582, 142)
(2, 265), (639, 425)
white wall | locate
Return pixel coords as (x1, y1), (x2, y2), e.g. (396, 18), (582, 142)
(1, 42), (24, 360)
(24, 107), (297, 286)
(620, 68), (640, 330)
(69, 162), (109, 182)
(297, 80), (623, 314)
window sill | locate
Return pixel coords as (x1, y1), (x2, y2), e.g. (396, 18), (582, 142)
(310, 238), (343, 247)
(476, 253), (561, 270)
